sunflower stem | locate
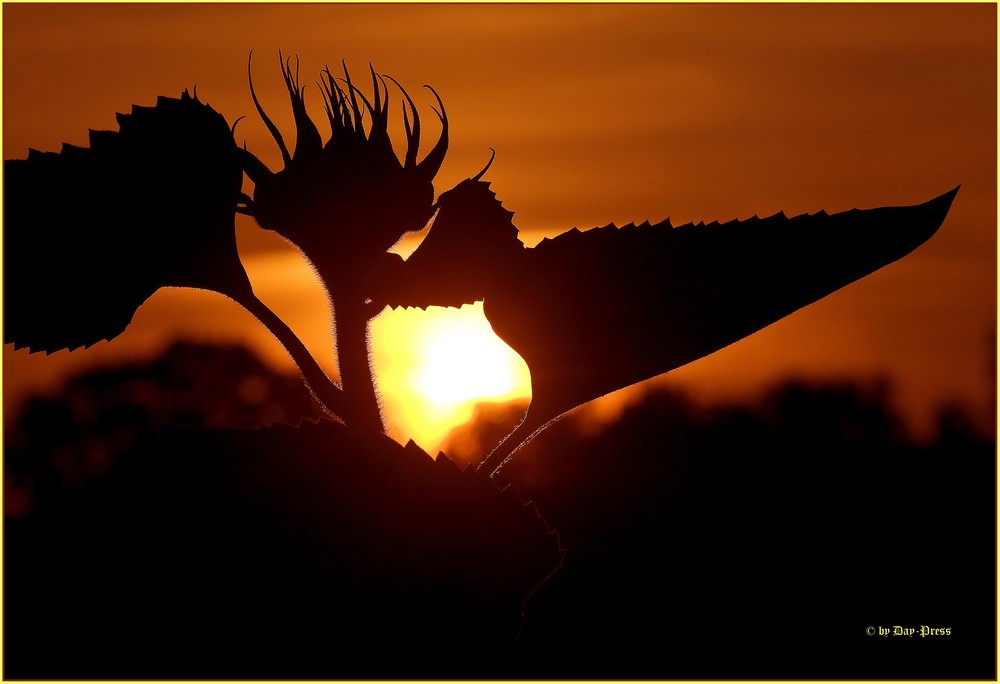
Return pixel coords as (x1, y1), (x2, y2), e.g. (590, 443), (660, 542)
(330, 291), (386, 434)
(236, 289), (347, 421)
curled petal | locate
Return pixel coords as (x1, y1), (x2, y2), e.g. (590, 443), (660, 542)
(248, 49), (292, 168)
(384, 75), (421, 169)
(280, 53), (323, 160)
(230, 115), (246, 138)
(417, 84), (448, 181)
(472, 148), (496, 182)
(341, 60), (366, 133)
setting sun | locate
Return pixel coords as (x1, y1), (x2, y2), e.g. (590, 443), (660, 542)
(2, 6), (993, 680)
(413, 319), (520, 406)
(371, 303), (531, 452)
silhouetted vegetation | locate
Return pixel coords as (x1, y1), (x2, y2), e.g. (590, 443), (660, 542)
(495, 381), (995, 679)
(4, 341), (324, 519)
(4, 55), (958, 466)
(4, 343), (559, 679)
(3, 52), (985, 679)
(5, 345), (993, 678)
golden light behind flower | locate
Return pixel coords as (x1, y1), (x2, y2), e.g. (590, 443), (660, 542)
(371, 303), (531, 452)
(2, 3), (994, 446)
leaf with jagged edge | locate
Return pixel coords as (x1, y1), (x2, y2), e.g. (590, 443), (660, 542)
(4, 90), (347, 419)
(479, 187), (959, 474)
(364, 181), (958, 474)
(4, 91), (252, 354)
(366, 176), (524, 313)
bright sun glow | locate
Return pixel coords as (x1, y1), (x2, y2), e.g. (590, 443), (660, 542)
(237, 248), (531, 455)
(370, 303), (531, 452)
(415, 326), (517, 405)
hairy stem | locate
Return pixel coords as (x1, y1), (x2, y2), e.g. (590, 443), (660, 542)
(477, 407), (548, 482)
(331, 293), (386, 434)
(235, 289), (346, 421)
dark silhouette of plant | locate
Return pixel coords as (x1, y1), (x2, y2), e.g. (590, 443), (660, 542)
(237, 54), (449, 431)
(494, 382), (994, 679)
(3, 53), (957, 474)
(3, 88), (346, 419)
(369, 174), (958, 475)
(1, 52), (979, 680)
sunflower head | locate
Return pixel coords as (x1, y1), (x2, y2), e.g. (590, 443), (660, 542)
(240, 54), (448, 284)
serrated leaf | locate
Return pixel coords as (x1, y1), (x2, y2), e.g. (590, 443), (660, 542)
(4, 90), (251, 353)
(367, 183), (958, 474)
(367, 177), (523, 311)
(4, 90), (348, 420)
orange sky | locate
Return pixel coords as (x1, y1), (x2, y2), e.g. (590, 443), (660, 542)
(3, 3), (996, 449)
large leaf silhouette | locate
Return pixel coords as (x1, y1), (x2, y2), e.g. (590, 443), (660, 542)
(4, 91), (249, 353)
(370, 180), (959, 475)
(3, 90), (346, 418)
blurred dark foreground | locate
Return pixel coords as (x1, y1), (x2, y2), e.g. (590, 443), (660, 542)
(4, 342), (995, 679)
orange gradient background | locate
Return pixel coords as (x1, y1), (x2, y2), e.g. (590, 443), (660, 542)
(3, 4), (996, 452)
